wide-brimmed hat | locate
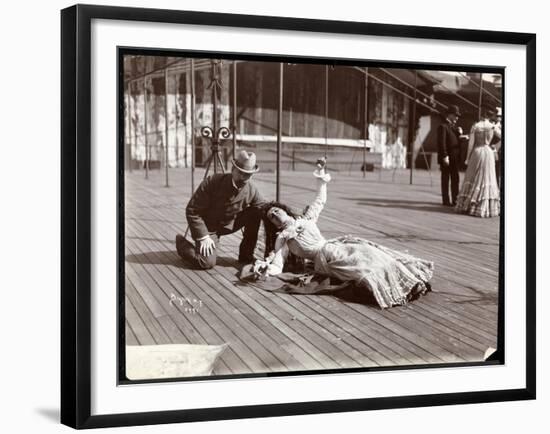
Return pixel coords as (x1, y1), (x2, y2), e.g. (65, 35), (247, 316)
(481, 104), (496, 118)
(231, 150), (260, 174)
(446, 105), (461, 117)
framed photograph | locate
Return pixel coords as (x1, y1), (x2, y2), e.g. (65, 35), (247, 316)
(61, 4), (536, 429)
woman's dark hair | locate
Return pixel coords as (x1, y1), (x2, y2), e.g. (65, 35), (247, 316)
(261, 201), (305, 272)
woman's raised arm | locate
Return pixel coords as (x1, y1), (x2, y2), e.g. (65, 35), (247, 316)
(303, 158), (331, 222)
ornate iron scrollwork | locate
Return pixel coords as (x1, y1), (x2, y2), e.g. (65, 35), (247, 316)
(218, 127), (231, 140)
(200, 126), (231, 141)
(200, 126), (214, 138)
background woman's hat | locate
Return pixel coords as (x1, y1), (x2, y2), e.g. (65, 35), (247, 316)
(446, 105), (461, 117)
(232, 150), (260, 174)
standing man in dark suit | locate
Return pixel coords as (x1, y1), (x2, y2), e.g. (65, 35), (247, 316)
(437, 105), (462, 206)
(175, 150), (266, 269)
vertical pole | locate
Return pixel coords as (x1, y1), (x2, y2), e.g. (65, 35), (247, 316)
(410, 70), (418, 185)
(190, 59), (196, 194)
(232, 61), (237, 160)
(132, 81), (138, 171)
(143, 76), (149, 180)
(276, 62), (284, 202)
(164, 68), (170, 187)
(127, 81), (132, 173)
(289, 107), (293, 136)
(363, 67), (369, 178)
(212, 63), (218, 174)
(174, 72), (180, 168)
(478, 73), (484, 120)
(324, 65), (329, 159)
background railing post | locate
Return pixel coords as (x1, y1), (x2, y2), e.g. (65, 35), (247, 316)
(164, 68), (170, 187)
(143, 76), (149, 180)
(276, 62), (284, 202)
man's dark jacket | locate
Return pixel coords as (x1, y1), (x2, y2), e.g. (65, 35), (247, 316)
(186, 173), (266, 240)
(437, 119), (460, 164)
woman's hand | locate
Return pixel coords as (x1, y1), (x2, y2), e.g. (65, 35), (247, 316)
(253, 258), (272, 279)
(313, 157), (330, 182)
(316, 157), (327, 171)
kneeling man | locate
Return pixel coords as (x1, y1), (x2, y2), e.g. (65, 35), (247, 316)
(176, 150), (266, 269)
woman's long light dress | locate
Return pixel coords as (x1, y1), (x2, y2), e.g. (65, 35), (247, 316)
(266, 177), (434, 309)
(455, 119), (500, 217)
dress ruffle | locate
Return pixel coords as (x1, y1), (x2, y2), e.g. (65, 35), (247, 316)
(314, 236), (433, 309)
(455, 144), (500, 218)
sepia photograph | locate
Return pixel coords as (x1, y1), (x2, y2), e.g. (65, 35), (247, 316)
(120, 52), (503, 382)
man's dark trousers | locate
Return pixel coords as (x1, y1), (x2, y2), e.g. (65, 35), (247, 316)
(440, 147), (461, 206)
(176, 206), (262, 269)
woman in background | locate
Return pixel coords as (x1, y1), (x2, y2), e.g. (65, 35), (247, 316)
(455, 109), (500, 217)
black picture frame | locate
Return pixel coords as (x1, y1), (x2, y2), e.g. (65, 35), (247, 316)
(61, 4), (536, 429)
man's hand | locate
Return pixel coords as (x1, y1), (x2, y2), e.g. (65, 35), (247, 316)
(198, 236), (215, 257)
(442, 156), (450, 166)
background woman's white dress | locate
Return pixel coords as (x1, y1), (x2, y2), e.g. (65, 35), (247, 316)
(455, 119), (500, 217)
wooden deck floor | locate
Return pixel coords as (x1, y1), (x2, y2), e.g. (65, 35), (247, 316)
(124, 166), (500, 376)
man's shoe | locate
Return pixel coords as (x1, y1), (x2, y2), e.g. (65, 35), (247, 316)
(175, 234), (187, 259)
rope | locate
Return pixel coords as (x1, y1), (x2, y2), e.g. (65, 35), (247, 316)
(423, 70), (479, 109)
(380, 68), (448, 111)
(457, 72), (502, 104)
(353, 67), (442, 115)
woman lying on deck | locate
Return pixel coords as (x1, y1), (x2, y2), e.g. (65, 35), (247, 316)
(250, 158), (434, 309)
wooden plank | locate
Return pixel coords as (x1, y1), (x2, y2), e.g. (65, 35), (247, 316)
(386, 304), (487, 357)
(132, 211), (331, 371)
(125, 320), (139, 346)
(126, 277), (193, 345)
(275, 291), (390, 366)
(126, 235), (243, 374)
(212, 242), (442, 366)
(345, 301), (464, 364)
(126, 228), (265, 374)
(123, 167), (500, 374)
(125, 295), (155, 345)
(284, 290), (429, 365)
(203, 264), (328, 370)
(139, 204), (351, 371)
(155, 200), (406, 370)
(419, 298), (498, 339)
(405, 303), (496, 350)
(128, 219), (285, 373)
(125, 267), (171, 319)
(127, 267), (207, 344)
(126, 278), (171, 345)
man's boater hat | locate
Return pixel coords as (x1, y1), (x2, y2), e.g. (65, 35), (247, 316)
(231, 150), (260, 174)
